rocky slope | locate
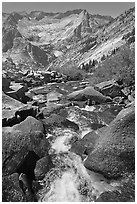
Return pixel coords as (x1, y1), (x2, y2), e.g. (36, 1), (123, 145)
(2, 8), (114, 69)
(2, 7), (134, 70)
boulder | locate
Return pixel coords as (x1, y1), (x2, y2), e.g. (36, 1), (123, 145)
(2, 91), (24, 110)
(2, 77), (11, 91)
(2, 116), (49, 176)
(95, 80), (124, 98)
(96, 174), (135, 202)
(2, 92), (25, 126)
(47, 91), (63, 102)
(67, 86), (111, 104)
(2, 173), (27, 202)
(121, 86), (131, 96)
(5, 82), (28, 103)
(2, 94), (39, 126)
(13, 115), (44, 133)
(96, 104), (123, 125)
(37, 103), (70, 119)
(84, 105), (135, 179)
(34, 156), (54, 180)
(15, 105), (39, 121)
(70, 131), (100, 159)
(42, 113), (79, 131)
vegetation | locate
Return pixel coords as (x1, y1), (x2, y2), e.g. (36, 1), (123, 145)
(122, 27), (135, 44)
(92, 45), (135, 86)
(81, 59), (98, 72)
(56, 63), (86, 81)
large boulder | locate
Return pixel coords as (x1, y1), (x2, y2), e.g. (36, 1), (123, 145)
(67, 86), (111, 104)
(70, 130), (101, 159)
(42, 113), (79, 131)
(95, 80), (124, 98)
(2, 173), (27, 202)
(36, 103), (70, 119)
(96, 173), (135, 202)
(2, 92), (25, 126)
(2, 116), (49, 176)
(34, 156), (54, 180)
(6, 82), (28, 103)
(84, 105), (135, 179)
(2, 93), (40, 126)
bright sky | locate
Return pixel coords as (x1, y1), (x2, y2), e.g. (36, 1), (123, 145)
(2, 1), (135, 18)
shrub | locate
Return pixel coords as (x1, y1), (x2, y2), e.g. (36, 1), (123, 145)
(56, 63), (85, 81)
(92, 45), (135, 86)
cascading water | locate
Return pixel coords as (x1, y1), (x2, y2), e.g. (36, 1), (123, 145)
(38, 151), (120, 202)
(37, 103), (122, 202)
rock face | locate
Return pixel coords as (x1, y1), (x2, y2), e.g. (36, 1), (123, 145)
(2, 173), (27, 202)
(34, 156), (54, 180)
(42, 113), (79, 131)
(71, 130), (100, 159)
(2, 92), (25, 126)
(2, 116), (49, 176)
(96, 173), (135, 202)
(95, 80), (124, 98)
(3, 28), (22, 52)
(84, 105), (135, 179)
(67, 86), (112, 104)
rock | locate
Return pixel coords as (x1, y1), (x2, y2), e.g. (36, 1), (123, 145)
(96, 173), (135, 202)
(125, 100), (135, 108)
(70, 131), (100, 159)
(32, 94), (47, 104)
(37, 103), (70, 118)
(113, 96), (124, 104)
(13, 116), (44, 133)
(67, 86), (111, 104)
(121, 86), (131, 96)
(84, 105), (135, 179)
(2, 116), (49, 176)
(2, 110), (18, 127)
(47, 91), (63, 102)
(23, 78), (32, 87)
(5, 82), (28, 103)
(2, 94), (39, 126)
(2, 173), (27, 202)
(42, 72), (51, 83)
(42, 113), (79, 131)
(3, 27), (22, 52)
(73, 101), (87, 108)
(2, 91), (24, 110)
(96, 104), (123, 125)
(95, 80), (124, 98)
(16, 151), (40, 181)
(2, 77), (11, 91)
(2, 92), (25, 126)
(128, 94), (134, 102)
(34, 156), (54, 180)
(15, 105), (39, 121)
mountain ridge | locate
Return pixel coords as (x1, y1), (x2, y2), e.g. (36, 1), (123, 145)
(2, 7), (135, 70)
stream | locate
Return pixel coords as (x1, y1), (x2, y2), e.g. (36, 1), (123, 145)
(31, 80), (123, 202)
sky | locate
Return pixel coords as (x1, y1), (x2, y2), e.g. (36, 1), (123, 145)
(2, 1), (135, 18)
